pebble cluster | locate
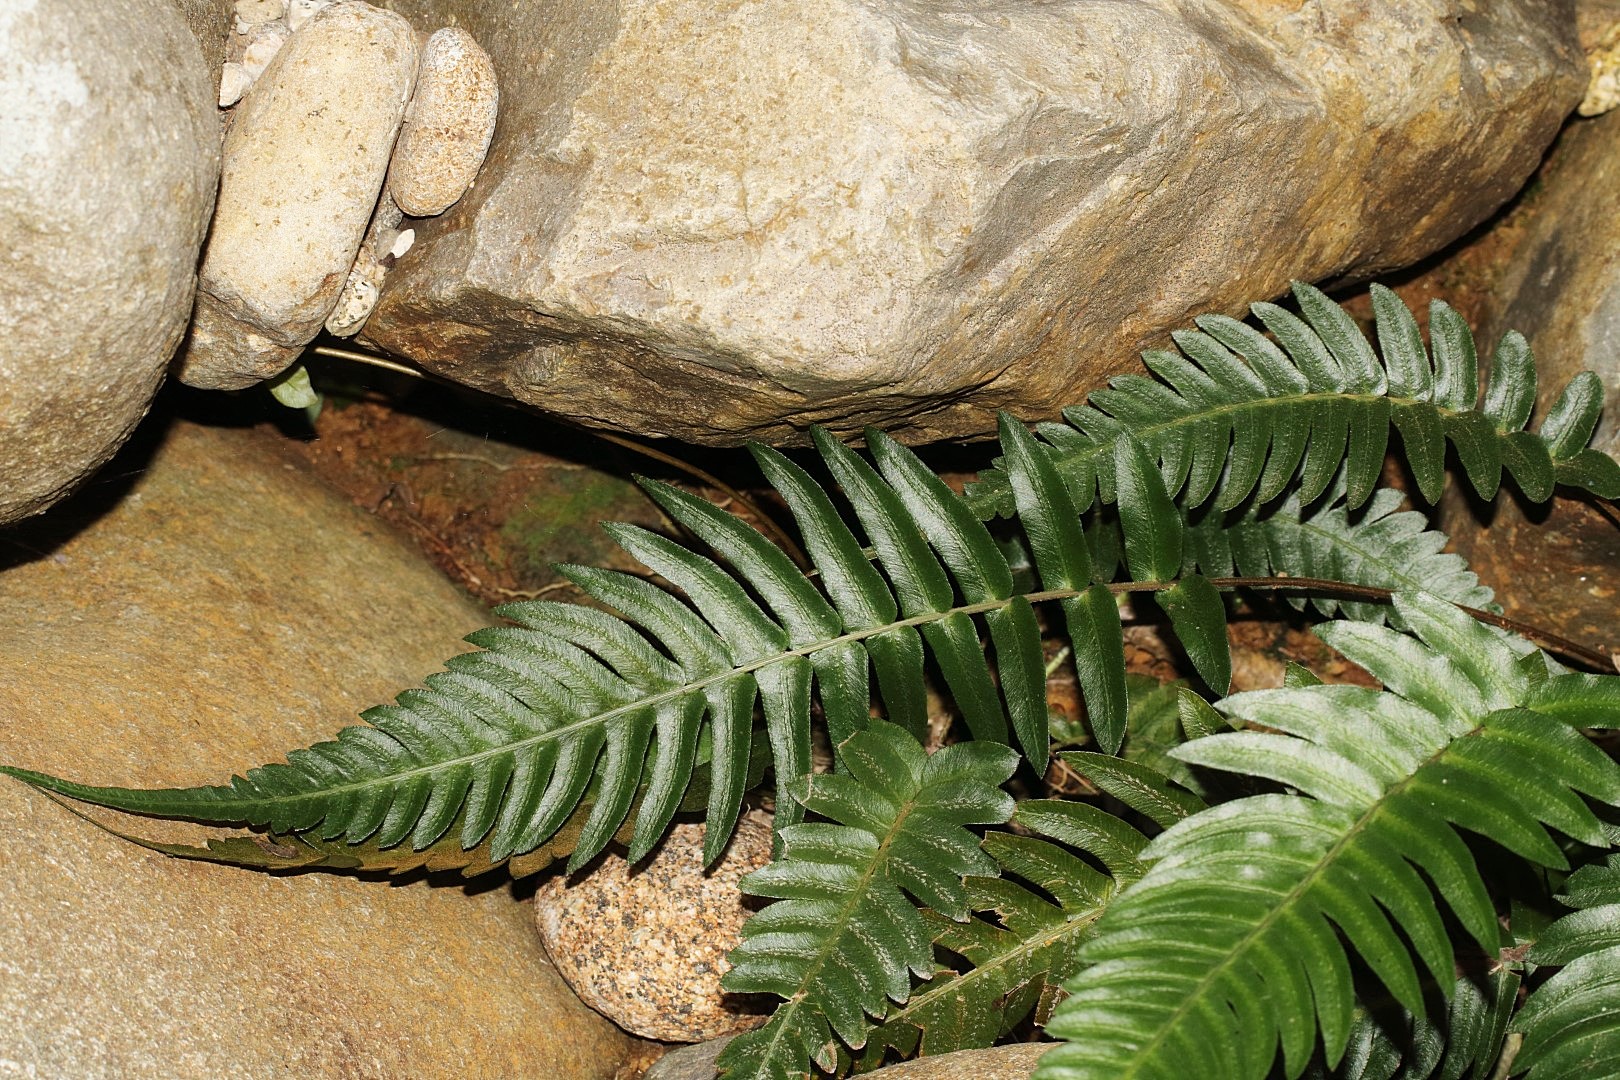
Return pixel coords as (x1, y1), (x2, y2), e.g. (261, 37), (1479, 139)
(177, 0), (498, 390)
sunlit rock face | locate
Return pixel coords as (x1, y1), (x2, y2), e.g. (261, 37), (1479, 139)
(361, 0), (1582, 445)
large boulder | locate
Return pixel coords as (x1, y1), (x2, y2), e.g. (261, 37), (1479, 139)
(360, 0), (1582, 444)
(0, 415), (633, 1078)
(0, 0), (219, 523)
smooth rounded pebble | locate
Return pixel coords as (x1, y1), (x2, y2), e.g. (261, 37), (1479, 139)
(534, 814), (775, 1043)
(177, 0), (418, 389)
(388, 26), (498, 217)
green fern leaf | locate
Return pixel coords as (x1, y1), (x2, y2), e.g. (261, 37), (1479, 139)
(1034, 592), (1620, 1080)
(716, 722), (1018, 1080)
(964, 283), (1620, 520)
(1510, 851), (1620, 1078)
(1186, 482), (1497, 624)
(862, 798), (1143, 1064)
(1298, 971), (1518, 1080)
(1, 430), (1061, 875)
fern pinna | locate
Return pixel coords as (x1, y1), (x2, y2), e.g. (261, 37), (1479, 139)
(4, 284), (1620, 1078)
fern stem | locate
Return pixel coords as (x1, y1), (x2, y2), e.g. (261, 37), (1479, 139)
(1176, 576), (1613, 673)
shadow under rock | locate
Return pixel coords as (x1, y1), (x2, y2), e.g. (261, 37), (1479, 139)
(0, 383), (310, 575)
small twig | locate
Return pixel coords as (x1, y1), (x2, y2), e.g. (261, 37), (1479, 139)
(308, 345), (427, 379)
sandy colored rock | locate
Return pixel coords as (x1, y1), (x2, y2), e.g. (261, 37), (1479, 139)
(177, 0), (419, 390)
(534, 814), (775, 1042)
(0, 416), (633, 1078)
(389, 26), (498, 217)
(360, 0), (1580, 445)
(0, 0), (218, 524)
(863, 1043), (1053, 1079)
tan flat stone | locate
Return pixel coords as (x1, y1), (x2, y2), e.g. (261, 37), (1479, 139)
(0, 417), (632, 1078)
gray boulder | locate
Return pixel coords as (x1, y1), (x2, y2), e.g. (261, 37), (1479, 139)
(0, 0), (219, 523)
(362, 0), (1582, 444)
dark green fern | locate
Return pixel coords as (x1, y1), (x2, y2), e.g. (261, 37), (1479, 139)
(1510, 833), (1620, 1077)
(715, 721), (1018, 1080)
(1034, 592), (1620, 1080)
(3, 285), (1619, 1080)
(964, 282), (1620, 521)
(856, 798), (1147, 1067)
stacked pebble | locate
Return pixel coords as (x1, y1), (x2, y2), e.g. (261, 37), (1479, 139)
(178, 0), (499, 390)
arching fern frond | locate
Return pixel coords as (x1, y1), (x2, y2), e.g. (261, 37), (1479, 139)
(0, 413), (1245, 873)
(1033, 592), (1620, 1080)
(1184, 482), (1497, 624)
(1510, 844), (1620, 1078)
(1298, 971), (1518, 1080)
(965, 282), (1620, 521)
(715, 722), (1018, 1080)
(859, 798), (1148, 1067)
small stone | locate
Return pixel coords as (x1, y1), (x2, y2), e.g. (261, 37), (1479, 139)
(233, 0), (285, 26)
(860, 1043), (1053, 1079)
(177, 0), (420, 389)
(388, 26), (498, 217)
(239, 18), (289, 79)
(534, 814), (775, 1042)
(643, 1036), (737, 1080)
(1581, 21), (1620, 116)
(325, 191), (404, 337)
(390, 226), (415, 259)
(285, 0), (330, 31)
(217, 60), (253, 106)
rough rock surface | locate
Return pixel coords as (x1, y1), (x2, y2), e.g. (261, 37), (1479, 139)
(0, 0), (218, 524)
(360, 0), (1582, 444)
(643, 1036), (738, 1080)
(1436, 107), (1620, 658)
(388, 26), (499, 217)
(0, 417), (632, 1078)
(862, 1043), (1053, 1079)
(177, 0), (419, 390)
(1474, 110), (1620, 457)
(534, 813), (775, 1042)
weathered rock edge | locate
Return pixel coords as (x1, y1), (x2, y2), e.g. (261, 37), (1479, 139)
(361, 0), (1583, 444)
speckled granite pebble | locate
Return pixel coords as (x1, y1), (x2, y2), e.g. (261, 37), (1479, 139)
(534, 814), (774, 1042)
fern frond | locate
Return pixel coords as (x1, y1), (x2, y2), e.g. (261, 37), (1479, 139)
(1033, 592), (1620, 1080)
(715, 722), (1018, 1080)
(1510, 849), (1620, 1078)
(2, 411), (1255, 874)
(965, 283), (1620, 521)
(1185, 482), (1497, 624)
(860, 798), (1147, 1066)
(1298, 971), (1518, 1080)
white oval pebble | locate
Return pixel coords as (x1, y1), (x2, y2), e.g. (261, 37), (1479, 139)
(177, 0), (420, 389)
(388, 27), (498, 217)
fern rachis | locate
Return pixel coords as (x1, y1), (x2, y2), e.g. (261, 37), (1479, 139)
(4, 284), (1620, 1078)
